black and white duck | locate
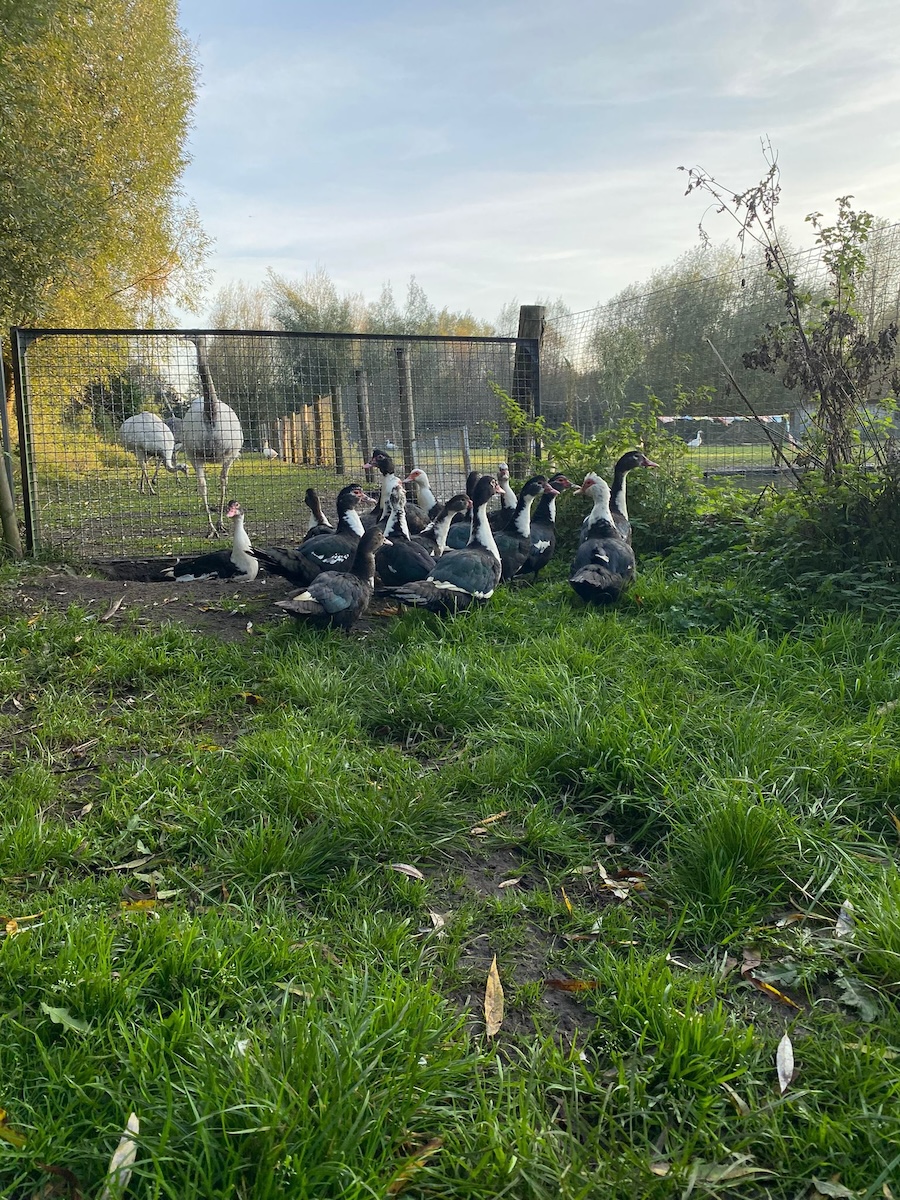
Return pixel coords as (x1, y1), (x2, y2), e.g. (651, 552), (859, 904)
(375, 485), (436, 586)
(393, 474), (504, 613)
(364, 450), (430, 532)
(493, 476), (558, 581)
(161, 500), (258, 582)
(302, 487), (334, 540)
(446, 470), (483, 550)
(404, 468), (442, 520)
(607, 450), (659, 544)
(251, 483), (372, 586)
(518, 471), (573, 581)
(415, 493), (471, 557)
(276, 527), (388, 632)
(569, 474), (636, 605)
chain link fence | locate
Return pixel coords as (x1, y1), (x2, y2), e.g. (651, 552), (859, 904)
(543, 223), (900, 485)
(10, 328), (536, 559)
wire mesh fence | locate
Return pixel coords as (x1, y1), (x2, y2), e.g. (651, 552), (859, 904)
(11, 328), (536, 559)
(543, 222), (900, 485)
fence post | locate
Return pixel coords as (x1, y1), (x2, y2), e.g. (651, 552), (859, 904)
(395, 346), (417, 472)
(355, 369), (373, 461)
(510, 305), (545, 476)
(0, 350), (21, 557)
(330, 383), (346, 475)
(10, 329), (33, 555)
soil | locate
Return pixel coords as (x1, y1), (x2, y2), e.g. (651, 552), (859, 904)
(0, 561), (400, 640)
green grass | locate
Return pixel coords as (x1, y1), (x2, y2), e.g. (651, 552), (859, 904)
(1, 551), (900, 1198)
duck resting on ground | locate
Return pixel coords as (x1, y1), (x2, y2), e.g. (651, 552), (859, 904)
(276, 527), (388, 632)
(391, 474), (504, 613)
(569, 474), (636, 605)
(251, 484), (373, 586)
(161, 500), (258, 582)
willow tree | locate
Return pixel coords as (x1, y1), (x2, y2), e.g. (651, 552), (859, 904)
(0, 0), (209, 341)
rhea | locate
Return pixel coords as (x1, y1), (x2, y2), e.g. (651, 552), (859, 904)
(118, 412), (188, 494)
(181, 335), (244, 536)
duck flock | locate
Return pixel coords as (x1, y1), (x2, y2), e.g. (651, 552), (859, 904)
(163, 448), (659, 631)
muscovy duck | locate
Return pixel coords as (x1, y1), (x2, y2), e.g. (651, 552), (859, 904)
(495, 462), (517, 519)
(569, 474), (636, 605)
(446, 470), (483, 550)
(493, 476), (558, 581)
(519, 472), (572, 581)
(392, 474), (504, 613)
(251, 484), (371, 586)
(607, 450), (658, 544)
(415, 493), (471, 557)
(161, 500), (258, 582)
(364, 450), (429, 532)
(404, 468), (442, 520)
(302, 488), (334, 540)
(375, 485), (435, 586)
(276, 527), (389, 632)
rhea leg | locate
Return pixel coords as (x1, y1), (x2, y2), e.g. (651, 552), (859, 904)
(215, 453), (238, 533)
(194, 462), (220, 537)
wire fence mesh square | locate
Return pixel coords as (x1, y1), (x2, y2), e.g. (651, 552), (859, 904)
(11, 328), (535, 559)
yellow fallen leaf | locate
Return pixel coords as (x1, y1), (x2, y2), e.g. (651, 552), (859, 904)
(751, 978), (803, 1010)
(0, 1108), (26, 1148)
(561, 887), (573, 915)
(721, 1081), (751, 1115)
(5, 920), (17, 937)
(119, 900), (157, 911)
(484, 955), (504, 1037)
(545, 978), (598, 992)
(386, 1136), (444, 1195)
(469, 811), (509, 834)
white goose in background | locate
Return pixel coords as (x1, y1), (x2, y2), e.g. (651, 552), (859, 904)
(261, 438), (279, 460)
(686, 430), (703, 449)
(181, 334), (244, 536)
(118, 412), (188, 494)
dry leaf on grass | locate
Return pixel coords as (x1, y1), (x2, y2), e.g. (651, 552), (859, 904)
(100, 595), (126, 622)
(387, 863), (425, 881)
(498, 878), (521, 889)
(720, 1081), (751, 1115)
(484, 955), (504, 1037)
(545, 978), (598, 992)
(98, 1112), (139, 1200)
(811, 1180), (858, 1198)
(560, 887), (573, 915)
(741, 948), (762, 976)
(469, 811), (509, 835)
(776, 1032), (794, 1094)
(386, 1137), (444, 1196)
(0, 1107), (26, 1149)
(834, 899), (855, 939)
(750, 978), (803, 1010)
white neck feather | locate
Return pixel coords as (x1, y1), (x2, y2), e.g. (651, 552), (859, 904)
(471, 501), (501, 562)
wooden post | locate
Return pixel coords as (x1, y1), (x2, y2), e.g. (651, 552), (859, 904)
(510, 304), (545, 477)
(433, 435), (445, 502)
(395, 346), (416, 473)
(355, 369), (373, 463)
(330, 384), (346, 475)
(313, 396), (326, 465)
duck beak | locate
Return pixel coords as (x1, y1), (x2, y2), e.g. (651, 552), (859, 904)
(643, 457), (660, 469)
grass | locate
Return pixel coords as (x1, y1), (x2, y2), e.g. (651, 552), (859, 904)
(1, 549), (900, 1198)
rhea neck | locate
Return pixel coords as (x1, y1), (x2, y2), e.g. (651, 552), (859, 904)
(194, 337), (220, 425)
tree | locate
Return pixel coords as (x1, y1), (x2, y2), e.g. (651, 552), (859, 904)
(0, 0), (209, 349)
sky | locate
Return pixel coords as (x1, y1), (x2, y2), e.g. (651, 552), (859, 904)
(176, 0), (900, 325)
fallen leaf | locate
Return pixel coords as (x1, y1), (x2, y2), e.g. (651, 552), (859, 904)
(386, 1136), (444, 1195)
(98, 857), (154, 872)
(5, 920), (17, 937)
(544, 978), (598, 992)
(497, 878), (521, 889)
(741, 948), (762, 976)
(0, 1107), (26, 1148)
(33, 1162), (84, 1199)
(812, 1180), (858, 1198)
(468, 811), (509, 835)
(388, 863), (425, 881)
(776, 1032), (794, 1094)
(279, 984), (314, 1000)
(245, 621), (254, 634)
(97, 1112), (139, 1200)
(883, 1184), (894, 1199)
(834, 899), (855, 940)
(100, 595), (126, 622)
(119, 899), (157, 911)
(40, 1003), (91, 1034)
(484, 955), (504, 1037)
(751, 978), (802, 1010)
(720, 1081), (750, 1115)
(605, 832), (616, 845)
(696, 1160), (774, 1183)
(649, 1162), (670, 1177)
(237, 692), (264, 705)
(889, 809), (900, 840)
(427, 911), (447, 933)
(561, 887), (573, 915)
